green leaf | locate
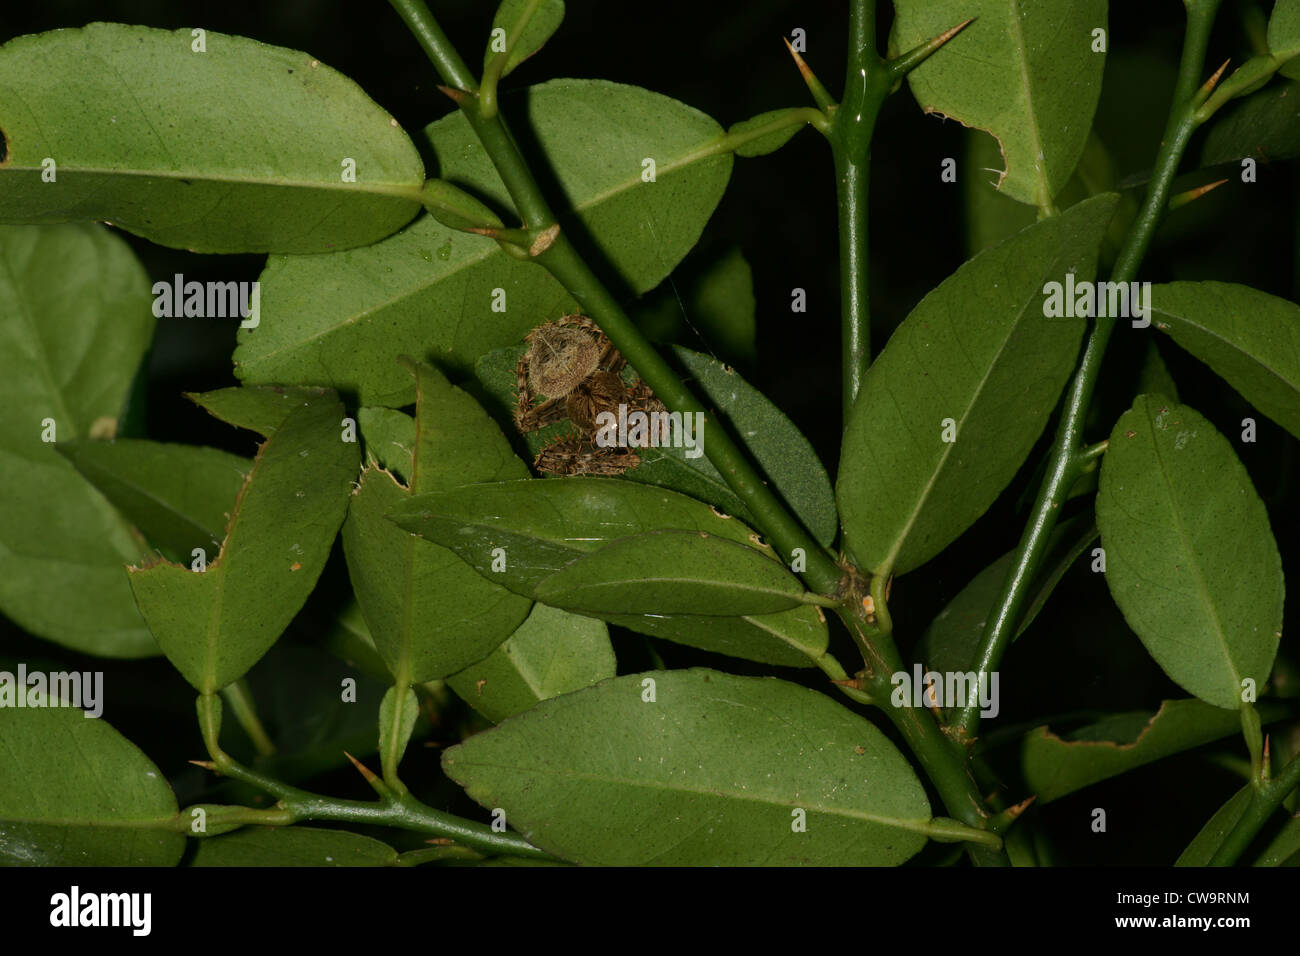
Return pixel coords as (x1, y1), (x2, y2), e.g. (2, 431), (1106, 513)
(343, 363), (532, 682)
(1269, 0), (1300, 75)
(446, 603), (615, 722)
(443, 669), (932, 865)
(388, 477), (828, 667)
(1256, 812), (1300, 866)
(1021, 699), (1264, 803)
(190, 826), (396, 867)
(235, 79), (733, 406)
(379, 686), (419, 781)
(891, 0), (1107, 208)
(1096, 397), (1283, 710)
(0, 224), (155, 657)
(673, 347), (837, 547)
(129, 390), (358, 693)
(838, 193), (1117, 576)
(1175, 785), (1254, 866)
(485, 0), (566, 77)
(917, 514), (1098, 679)
(1150, 282), (1300, 440)
(358, 407), (416, 485)
(533, 530), (807, 616)
(727, 109), (808, 157)
(389, 476), (780, 595)
(188, 384), (333, 437)
(0, 24), (423, 253)
(1137, 340), (1180, 404)
(0, 701), (184, 865)
(57, 440), (250, 563)
(1201, 80), (1300, 165)
(634, 246), (757, 364)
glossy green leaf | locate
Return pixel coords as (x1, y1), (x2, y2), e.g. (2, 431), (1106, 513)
(190, 826), (396, 867)
(58, 440), (250, 563)
(235, 79), (732, 406)
(674, 347), (837, 547)
(485, 0), (565, 77)
(891, 0), (1107, 207)
(443, 669), (932, 865)
(1137, 340), (1180, 404)
(187, 384), (332, 437)
(1150, 282), (1300, 440)
(634, 246), (757, 364)
(0, 24), (423, 253)
(838, 194), (1117, 576)
(129, 390), (358, 693)
(0, 700), (184, 865)
(379, 686), (419, 780)
(446, 603), (615, 722)
(533, 530), (807, 616)
(727, 109), (808, 157)
(1021, 699), (1263, 803)
(917, 514), (1098, 679)
(1201, 80), (1300, 165)
(343, 363), (532, 683)
(0, 224), (155, 657)
(1175, 785), (1253, 866)
(388, 477), (828, 666)
(1097, 397), (1283, 710)
(1270, 0), (1300, 76)
(1256, 813), (1300, 866)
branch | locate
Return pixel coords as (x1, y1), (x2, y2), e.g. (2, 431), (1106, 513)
(386, 0), (842, 594)
(1209, 746), (1300, 865)
(955, 0), (1226, 738)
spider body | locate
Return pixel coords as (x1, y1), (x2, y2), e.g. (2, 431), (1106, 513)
(513, 314), (663, 475)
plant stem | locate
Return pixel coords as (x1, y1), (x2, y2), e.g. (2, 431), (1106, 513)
(1209, 748), (1300, 865)
(219, 678), (276, 757)
(833, 0), (890, 419)
(955, 0), (1224, 738)
(386, 0), (842, 595)
(196, 694), (551, 860)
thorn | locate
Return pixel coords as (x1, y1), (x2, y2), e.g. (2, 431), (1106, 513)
(1262, 734), (1272, 782)
(831, 677), (865, 690)
(889, 18), (976, 79)
(783, 37), (836, 111)
(343, 750), (381, 786)
(1199, 58), (1231, 99)
(1168, 178), (1228, 210)
(188, 759), (217, 771)
(465, 226), (502, 238)
(424, 837), (455, 846)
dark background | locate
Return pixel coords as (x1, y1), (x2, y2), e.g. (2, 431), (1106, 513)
(1, 0), (1296, 866)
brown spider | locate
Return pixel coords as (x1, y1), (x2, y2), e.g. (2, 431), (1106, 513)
(513, 314), (663, 476)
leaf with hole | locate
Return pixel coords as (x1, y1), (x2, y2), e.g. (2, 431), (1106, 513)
(128, 389), (358, 693)
(891, 0), (1107, 207)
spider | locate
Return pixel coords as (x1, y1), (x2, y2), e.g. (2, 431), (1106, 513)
(513, 314), (663, 476)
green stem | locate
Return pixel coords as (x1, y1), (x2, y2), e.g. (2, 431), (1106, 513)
(385, 0), (843, 595)
(955, 0), (1224, 738)
(833, 0), (889, 418)
(219, 678), (276, 757)
(1209, 748), (1300, 865)
(196, 694), (551, 860)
